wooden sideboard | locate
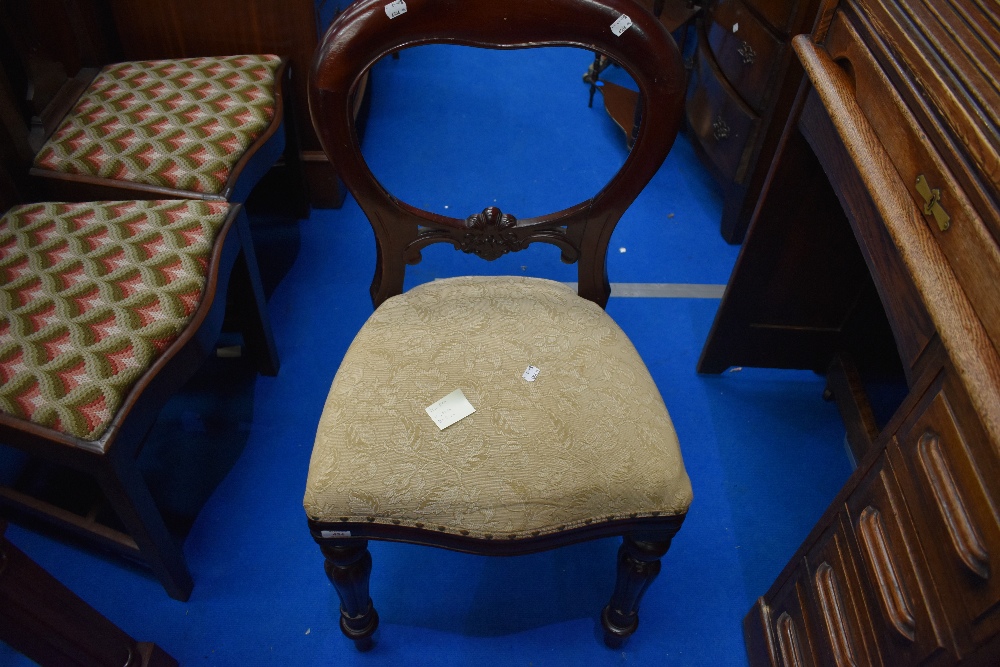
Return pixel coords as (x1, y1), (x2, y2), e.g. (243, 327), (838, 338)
(686, 0), (821, 243)
(700, 0), (1000, 663)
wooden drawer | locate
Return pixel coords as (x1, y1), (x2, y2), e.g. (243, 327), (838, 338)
(706, 0), (782, 113)
(805, 513), (882, 665)
(890, 369), (1000, 652)
(765, 559), (822, 666)
(844, 454), (957, 664)
(823, 10), (1000, 365)
(687, 28), (760, 185)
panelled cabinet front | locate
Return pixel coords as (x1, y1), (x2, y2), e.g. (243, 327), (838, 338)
(739, 0), (1000, 664)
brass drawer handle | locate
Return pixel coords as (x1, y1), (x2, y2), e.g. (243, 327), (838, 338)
(815, 562), (860, 666)
(858, 506), (917, 641)
(776, 611), (805, 667)
(738, 40), (756, 65)
(917, 430), (990, 579)
(915, 175), (951, 231)
(712, 115), (730, 141)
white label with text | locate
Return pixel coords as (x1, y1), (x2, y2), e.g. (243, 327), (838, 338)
(611, 14), (633, 36)
(426, 389), (476, 430)
(320, 530), (352, 538)
(385, 0), (407, 19)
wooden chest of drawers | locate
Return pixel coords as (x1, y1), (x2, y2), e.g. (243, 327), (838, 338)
(687, 0), (821, 242)
(700, 0), (1000, 663)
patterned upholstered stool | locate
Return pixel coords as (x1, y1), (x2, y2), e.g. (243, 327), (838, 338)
(0, 199), (278, 599)
(30, 55), (288, 204)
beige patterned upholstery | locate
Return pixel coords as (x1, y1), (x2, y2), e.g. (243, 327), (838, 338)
(304, 277), (692, 539)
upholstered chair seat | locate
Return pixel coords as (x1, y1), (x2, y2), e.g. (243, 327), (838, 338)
(305, 277), (692, 539)
(31, 55), (284, 201)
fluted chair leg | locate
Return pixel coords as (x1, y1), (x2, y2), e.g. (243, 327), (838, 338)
(322, 540), (379, 651)
(601, 531), (677, 648)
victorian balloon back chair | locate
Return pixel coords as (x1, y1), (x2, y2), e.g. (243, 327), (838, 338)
(305, 0), (692, 648)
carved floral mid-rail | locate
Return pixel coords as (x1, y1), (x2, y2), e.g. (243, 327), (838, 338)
(405, 205), (582, 267)
(461, 207), (520, 260)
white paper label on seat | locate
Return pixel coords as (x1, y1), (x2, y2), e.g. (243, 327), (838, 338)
(320, 530), (352, 538)
(522, 365), (540, 382)
(611, 14), (632, 36)
(426, 389), (476, 430)
(732, 22), (739, 33)
(385, 0), (407, 19)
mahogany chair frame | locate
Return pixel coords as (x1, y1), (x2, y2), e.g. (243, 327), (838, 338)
(308, 0), (688, 648)
(0, 203), (278, 601)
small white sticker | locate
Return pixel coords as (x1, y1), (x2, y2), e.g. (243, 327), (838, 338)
(320, 530), (352, 538)
(732, 22), (739, 33)
(611, 14), (632, 36)
(523, 365), (540, 382)
(426, 389), (476, 430)
(385, 0), (407, 19)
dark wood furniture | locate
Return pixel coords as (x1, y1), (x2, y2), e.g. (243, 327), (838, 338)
(686, 0), (821, 243)
(0, 0), (345, 210)
(0, 2), (299, 211)
(0, 202), (278, 601)
(0, 1), (109, 207)
(28, 57), (292, 207)
(104, 0), (365, 209)
(307, 0), (692, 650)
(0, 3), (284, 601)
(585, 0), (700, 148)
(0, 520), (178, 667)
(700, 0), (1000, 663)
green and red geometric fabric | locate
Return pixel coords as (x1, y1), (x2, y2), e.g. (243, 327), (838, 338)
(0, 200), (230, 443)
(33, 55), (281, 196)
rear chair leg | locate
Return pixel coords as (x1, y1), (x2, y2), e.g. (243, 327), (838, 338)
(601, 531), (677, 648)
(322, 540), (379, 651)
(232, 208), (279, 376)
(100, 457), (193, 601)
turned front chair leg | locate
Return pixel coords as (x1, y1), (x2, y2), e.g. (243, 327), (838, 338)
(321, 540), (379, 650)
(601, 531), (677, 648)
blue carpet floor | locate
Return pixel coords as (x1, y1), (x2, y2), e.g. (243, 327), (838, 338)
(2, 44), (853, 666)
